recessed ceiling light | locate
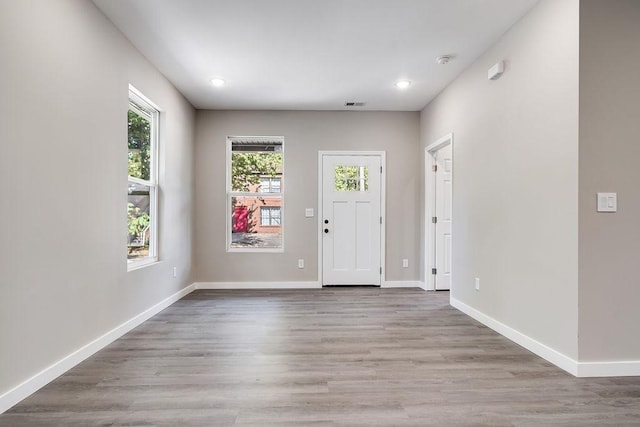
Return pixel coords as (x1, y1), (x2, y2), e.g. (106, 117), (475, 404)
(210, 78), (225, 87)
(395, 80), (411, 89)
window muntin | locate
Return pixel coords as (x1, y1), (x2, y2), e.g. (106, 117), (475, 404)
(227, 137), (284, 251)
(127, 86), (159, 267)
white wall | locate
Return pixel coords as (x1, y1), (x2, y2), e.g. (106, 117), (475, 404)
(578, 0), (640, 361)
(0, 0), (195, 402)
(420, 0), (580, 359)
(194, 110), (420, 284)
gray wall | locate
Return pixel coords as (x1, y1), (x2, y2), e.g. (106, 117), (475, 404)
(194, 110), (420, 283)
(420, 0), (580, 358)
(6, 0), (639, 405)
(0, 0), (195, 395)
(579, 0), (640, 361)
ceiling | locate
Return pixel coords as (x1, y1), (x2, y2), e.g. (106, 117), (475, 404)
(92, 0), (539, 111)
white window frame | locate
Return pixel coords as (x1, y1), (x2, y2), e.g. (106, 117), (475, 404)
(226, 136), (284, 253)
(127, 85), (159, 270)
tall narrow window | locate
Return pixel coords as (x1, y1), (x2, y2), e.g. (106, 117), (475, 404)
(127, 86), (159, 267)
(227, 137), (284, 251)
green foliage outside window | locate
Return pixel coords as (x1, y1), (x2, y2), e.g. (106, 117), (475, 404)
(229, 141), (283, 243)
(231, 152), (282, 192)
(127, 202), (150, 243)
(127, 107), (152, 254)
(128, 109), (151, 180)
(334, 165), (368, 191)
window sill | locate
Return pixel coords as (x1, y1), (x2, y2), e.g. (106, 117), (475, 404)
(127, 257), (160, 272)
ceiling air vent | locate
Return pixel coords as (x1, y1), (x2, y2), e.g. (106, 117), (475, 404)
(344, 101), (366, 107)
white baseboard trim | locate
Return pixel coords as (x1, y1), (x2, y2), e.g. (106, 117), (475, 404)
(195, 281), (321, 290)
(451, 297), (640, 377)
(196, 281), (425, 290)
(0, 284), (196, 414)
(450, 297), (579, 376)
(195, 281), (429, 289)
(382, 280), (423, 288)
(577, 360), (640, 377)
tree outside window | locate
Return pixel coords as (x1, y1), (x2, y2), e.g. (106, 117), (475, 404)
(127, 87), (158, 266)
(228, 137), (284, 251)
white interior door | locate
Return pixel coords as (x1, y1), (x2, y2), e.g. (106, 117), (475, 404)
(322, 154), (382, 286)
(434, 144), (452, 290)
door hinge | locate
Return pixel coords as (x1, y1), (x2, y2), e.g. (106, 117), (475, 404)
(432, 268), (437, 275)
(380, 216), (383, 224)
(380, 166), (383, 173)
(380, 267), (382, 275)
(432, 165), (438, 172)
(432, 216), (437, 224)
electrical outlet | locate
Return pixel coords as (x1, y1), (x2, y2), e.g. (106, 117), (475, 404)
(298, 259), (304, 269)
(475, 277), (480, 291)
(173, 267), (177, 278)
(402, 259), (409, 268)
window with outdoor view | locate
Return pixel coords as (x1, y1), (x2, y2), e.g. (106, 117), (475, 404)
(228, 137), (284, 251)
(127, 86), (159, 267)
(335, 165), (369, 191)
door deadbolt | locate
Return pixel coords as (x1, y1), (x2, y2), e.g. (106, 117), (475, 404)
(324, 228), (329, 233)
(324, 219), (329, 224)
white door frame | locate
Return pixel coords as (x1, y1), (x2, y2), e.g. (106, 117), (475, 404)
(318, 151), (386, 286)
(424, 134), (453, 291)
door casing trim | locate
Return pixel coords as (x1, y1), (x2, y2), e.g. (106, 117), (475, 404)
(318, 151), (386, 286)
(425, 133), (453, 291)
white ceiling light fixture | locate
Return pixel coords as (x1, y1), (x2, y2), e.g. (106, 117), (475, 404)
(395, 80), (412, 90)
(210, 77), (225, 87)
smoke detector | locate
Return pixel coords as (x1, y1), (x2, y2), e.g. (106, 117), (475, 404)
(436, 55), (452, 65)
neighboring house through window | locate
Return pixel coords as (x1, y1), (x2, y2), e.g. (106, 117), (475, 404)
(227, 136), (284, 251)
(127, 85), (159, 268)
(259, 177), (281, 193)
(260, 206), (281, 226)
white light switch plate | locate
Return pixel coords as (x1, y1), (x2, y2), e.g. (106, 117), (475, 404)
(597, 193), (617, 212)
(305, 208), (314, 218)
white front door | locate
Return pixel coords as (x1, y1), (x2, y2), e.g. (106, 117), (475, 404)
(321, 154), (382, 286)
(434, 144), (452, 290)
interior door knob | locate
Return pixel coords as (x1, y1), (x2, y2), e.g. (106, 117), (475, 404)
(324, 228), (329, 233)
(324, 219), (329, 224)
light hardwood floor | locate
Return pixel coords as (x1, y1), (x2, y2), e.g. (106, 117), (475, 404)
(2, 288), (640, 426)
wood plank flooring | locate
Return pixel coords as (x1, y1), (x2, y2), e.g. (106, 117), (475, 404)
(2, 288), (640, 426)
